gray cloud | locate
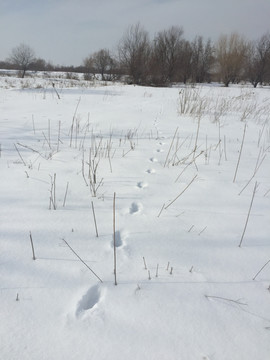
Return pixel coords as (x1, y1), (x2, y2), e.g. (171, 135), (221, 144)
(0, 0), (269, 65)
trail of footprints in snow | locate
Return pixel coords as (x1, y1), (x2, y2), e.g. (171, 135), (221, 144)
(75, 139), (166, 319)
(75, 230), (130, 318)
(107, 137), (162, 268)
(130, 139), (166, 219)
(73, 124), (181, 319)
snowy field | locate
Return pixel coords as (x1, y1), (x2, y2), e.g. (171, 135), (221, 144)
(0, 74), (270, 360)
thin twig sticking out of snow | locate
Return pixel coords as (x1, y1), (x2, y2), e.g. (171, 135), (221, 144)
(91, 201), (99, 237)
(49, 173), (57, 210)
(233, 123), (247, 183)
(29, 231), (36, 260)
(62, 238), (103, 283)
(155, 264), (159, 277)
(157, 203), (165, 218)
(52, 82), (60, 99)
(238, 150), (266, 195)
(113, 192), (117, 286)
(164, 175), (197, 210)
(62, 182), (69, 207)
(252, 259), (270, 280)
(205, 295), (247, 306)
(14, 144), (26, 166)
(164, 127), (179, 168)
(238, 181), (258, 248)
(143, 257), (147, 270)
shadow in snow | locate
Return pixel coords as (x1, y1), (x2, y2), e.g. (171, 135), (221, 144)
(129, 202), (143, 214)
(76, 284), (101, 317)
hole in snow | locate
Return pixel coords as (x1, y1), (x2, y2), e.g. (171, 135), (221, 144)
(146, 168), (156, 174)
(111, 229), (129, 248)
(76, 285), (101, 317)
(113, 230), (123, 247)
(129, 202), (143, 214)
(137, 181), (148, 189)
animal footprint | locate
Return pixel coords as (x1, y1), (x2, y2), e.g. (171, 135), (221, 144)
(111, 230), (128, 248)
(137, 181), (148, 189)
(76, 284), (102, 317)
(156, 149), (164, 153)
(129, 202), (143, 214)
(146, 168), (156, 174)
(149, 157), (158, 163)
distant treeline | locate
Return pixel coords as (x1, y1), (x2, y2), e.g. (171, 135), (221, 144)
(1, 24), (270, 87)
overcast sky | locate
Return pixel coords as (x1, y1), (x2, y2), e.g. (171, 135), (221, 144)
(0, 0), (269, 66)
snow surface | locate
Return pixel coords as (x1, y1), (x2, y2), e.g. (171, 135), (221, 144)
(0, 75), (270, 360)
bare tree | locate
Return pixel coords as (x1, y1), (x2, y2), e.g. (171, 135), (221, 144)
(9, 43), (35, 78)
(89, 49), (115, 80)
(177, 40), (193, 84)
(215, 33), (248, 87)
(30, 58), (52, 72)
(118, 23), (151, 84)
(83, 55), (94, 80)
(190, 36), (214, 83)
(151, 26), (184, 85)
(246, 33), (270, 87)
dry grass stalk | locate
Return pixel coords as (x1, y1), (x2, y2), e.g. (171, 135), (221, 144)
(252, 259), (270, 280)
(113, 192), (117, 285)
(91, 201), (99, 237)
(57, 120), (61, 152)
(193, 116), (201, 160)
(205, 295), (247, 306)
(238, 150), (266, 195)
(157, 203), (165, 217)
(63, 182), (69, 207)
(87, 148), (104, 196)
(32, 115), (36, 135)
(233, 123), (247, 183)
(48, 119), (51, 149)
(69, 97), (81, 147)
(17, 142), (43, 158)
(174, 163), (192, 183)
(164, 127), (179, 168)
(49, 173), (57, 210)
(239, 181), (258, 247)
(264, 188), (270, 197)
(165, 175), (197, 210)
(14, 144), (26, 166)
(198, 226), (207, 235)
(62, 238), (103, 283)
(29, 231), (36, 260)
(178, 87), (206, 116)
(143, 257), (147, 270)
(155, 264), (159, 277)
(224, 135), (227, 161)
(52, 82), (60, 99)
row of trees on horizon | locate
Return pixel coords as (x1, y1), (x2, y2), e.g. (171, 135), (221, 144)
(1, 24), (270, 88)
